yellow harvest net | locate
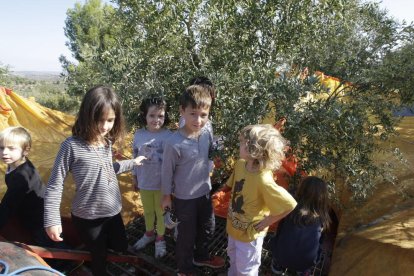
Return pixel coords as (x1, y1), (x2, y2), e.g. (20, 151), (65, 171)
(0, 87), (140, 224)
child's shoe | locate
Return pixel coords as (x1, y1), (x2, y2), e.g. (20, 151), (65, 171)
(133, 234), (155, 250)
(193, 255), (225, 268)
(155, 240), (167, 258)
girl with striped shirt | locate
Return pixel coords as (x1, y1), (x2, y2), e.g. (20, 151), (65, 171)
(44, 85), (145, 276)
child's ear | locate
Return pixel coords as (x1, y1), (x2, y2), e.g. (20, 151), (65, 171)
(23, 146), (30, 157)
(179, 106), (184, 115)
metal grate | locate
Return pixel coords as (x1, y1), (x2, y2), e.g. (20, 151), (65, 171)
(110, 215), (332, 276)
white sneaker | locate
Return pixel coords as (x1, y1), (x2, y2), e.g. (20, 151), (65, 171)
(155, 240), (167, 258)
(133, 234), (155, 251)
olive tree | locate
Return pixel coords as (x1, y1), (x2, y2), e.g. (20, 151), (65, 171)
(61, 0), (414, 201)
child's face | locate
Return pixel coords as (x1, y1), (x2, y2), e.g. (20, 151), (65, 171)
(239, 137), (250, 160)
(0, 143), (27, 169)
(98, 108), (116, 138)
(146, 105), (165, 132)
(180, 105), (210, 134)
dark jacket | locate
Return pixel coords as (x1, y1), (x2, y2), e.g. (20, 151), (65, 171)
(0, 159), (45, 232)
(270, 206), (323, 272)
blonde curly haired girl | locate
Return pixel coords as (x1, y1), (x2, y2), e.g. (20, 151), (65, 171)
(224, 124), (297, 275)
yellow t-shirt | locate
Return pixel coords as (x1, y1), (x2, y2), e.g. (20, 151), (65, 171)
(226, 159), (297, 242)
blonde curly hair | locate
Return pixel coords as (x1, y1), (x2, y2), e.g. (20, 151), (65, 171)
(239, 124), (288, 171)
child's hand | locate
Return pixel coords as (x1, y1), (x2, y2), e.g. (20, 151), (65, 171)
(161, 195), (172, 210)
(254, 210), (291, 232)
(45, 225), (63, 242)
(133, 156), (147, 166)
(254, 215), (279, 232)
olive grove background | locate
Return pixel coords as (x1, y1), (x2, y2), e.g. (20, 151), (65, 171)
(59, 0), (414, 203)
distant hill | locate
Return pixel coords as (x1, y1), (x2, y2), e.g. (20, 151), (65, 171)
(3, 71), (78, 114)
(10, 71), (61, 81)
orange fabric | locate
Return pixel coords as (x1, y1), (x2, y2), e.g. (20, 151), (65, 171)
(212, 190), (231, 218)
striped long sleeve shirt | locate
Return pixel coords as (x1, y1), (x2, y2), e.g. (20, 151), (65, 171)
(44, 136), (134, 228)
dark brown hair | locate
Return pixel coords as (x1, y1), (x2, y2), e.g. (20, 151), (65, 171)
(138, 96), (170, 128)
(189, 76), (216, 106)
(179, 85), (212, 110)
(292, 176), (331, 231)
(72, 85), (125, 146)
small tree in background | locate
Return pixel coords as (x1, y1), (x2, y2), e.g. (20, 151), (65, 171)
(0, 63), (12, 87)
(61, 0), (414, 203)
(60, 0), (121, 97)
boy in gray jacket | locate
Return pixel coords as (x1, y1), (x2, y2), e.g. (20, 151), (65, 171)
(161, 85), (224, 275)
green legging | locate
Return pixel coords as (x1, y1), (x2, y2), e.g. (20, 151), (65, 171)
(140, 189), (165, 236)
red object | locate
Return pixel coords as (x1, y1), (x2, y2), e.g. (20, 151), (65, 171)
(274, 169), (290, 189)
(274, 117), (286, 131)
(5, 87), (13, 95)
(281, 155), (298, 176)
(212, 190), (231, 218)
(22, 244), (144, 264)
(0, 104), (12, 113)
(213, 156), (223, 169)
(113, 150), (128, 160)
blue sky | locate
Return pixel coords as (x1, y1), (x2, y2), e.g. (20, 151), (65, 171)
(0, 0), (82, 72)
(0, 0), (413, 72)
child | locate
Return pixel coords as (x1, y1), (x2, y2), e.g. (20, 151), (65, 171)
(187, 76), (216, 174)
(131, 96), (172, 258)
(161, 85), (225, 275)
(270, 176), (331, 275)
(176, 76), (217, 233)
(44, 85), (146, 276)
(0, 126), (77, 271)
(178, 76), (215, 135)
(223, 124), (297, 275)
(0, 127), (46, 240)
